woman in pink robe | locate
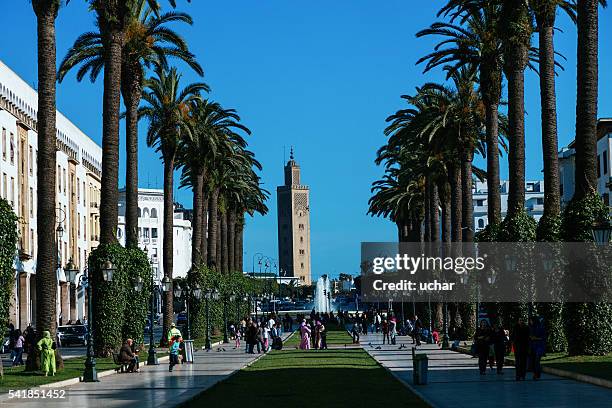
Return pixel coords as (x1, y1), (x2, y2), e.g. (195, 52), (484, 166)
(299, 320), (311, 350)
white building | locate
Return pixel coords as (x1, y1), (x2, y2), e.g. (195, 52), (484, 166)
(559, 118), (612, 207)
(473, 180), (545, 232)
(0, 60), (103, 329)
(117, 188), (192, 284)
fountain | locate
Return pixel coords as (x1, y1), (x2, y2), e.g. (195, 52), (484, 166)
(314, 275), (331, 313)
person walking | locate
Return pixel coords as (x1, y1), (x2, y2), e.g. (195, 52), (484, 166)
(299, 320), (311, 350)
(167, 322), (182, 344)
(37, 330), (56, 377)
(246, 321), (258, 354)
(168, 335), (181, 372)
(491, 322), (507, 374)
(351, 322), (361, 344)
(512, 318), (530, 381)
(381, 319), (390, 345)
(319, 322), (327, 350)
(413, 315), (423, 346)
(529, 316), (547, 380)
(12, 329), (24, 366)
(474, 320), (491, 375)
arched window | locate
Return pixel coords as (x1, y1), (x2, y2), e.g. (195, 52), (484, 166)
(137, 207), (142, 217)
(143, 208), (150, 218)
(117, 228), (123, 239)
(478, 219), (485, 229)
(150, 208), (157, 218)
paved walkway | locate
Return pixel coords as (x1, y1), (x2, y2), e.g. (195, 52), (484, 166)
(0, 338), (283, 408)
(361, 334), (612, 408)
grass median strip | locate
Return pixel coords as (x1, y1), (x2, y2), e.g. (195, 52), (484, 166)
(182, 348), (430, 408)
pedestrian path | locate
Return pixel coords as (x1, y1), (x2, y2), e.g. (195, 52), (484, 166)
(0, 342), (267, 408)
(361, 334), (612, 408)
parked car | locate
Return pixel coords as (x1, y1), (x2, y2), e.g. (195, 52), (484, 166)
(57, 325), (88, 346)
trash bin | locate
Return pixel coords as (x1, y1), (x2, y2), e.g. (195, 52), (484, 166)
(413, 353), (429, 385)
(183, 339), (194, 363)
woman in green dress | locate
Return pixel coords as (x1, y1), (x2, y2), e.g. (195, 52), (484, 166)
(37, 330), (56, 376)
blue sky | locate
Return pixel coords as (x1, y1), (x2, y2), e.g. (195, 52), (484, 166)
(1, 1), (611, 280)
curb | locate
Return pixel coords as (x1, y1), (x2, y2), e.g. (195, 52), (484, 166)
(454, 346), (612, 390)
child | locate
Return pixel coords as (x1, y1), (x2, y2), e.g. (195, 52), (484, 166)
(169, 335), (181, 372)
(234, 325), (241, 349)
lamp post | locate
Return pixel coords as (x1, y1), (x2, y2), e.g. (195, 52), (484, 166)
(148, 274), (172, 365)
(174, 282), (201, 340)
(204, 288), (219, 350)
(592, 220), (612, 245)
(65, 257), (115, 382)
(442, 302), (450, 349)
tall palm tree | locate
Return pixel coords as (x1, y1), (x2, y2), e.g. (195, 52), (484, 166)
(531, 0), (577, 234)
(58, 1), (202, 247)
(574, 0), (606, 199)
(30, 0), (61, 372)
(87, 0), (185, 245)
(499, 0), (533, 216)
(417, 0), (504, 228)
(139, 66), (208, 344)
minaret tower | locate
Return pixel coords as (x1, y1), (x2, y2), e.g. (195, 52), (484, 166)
(277, 148), (312, 285)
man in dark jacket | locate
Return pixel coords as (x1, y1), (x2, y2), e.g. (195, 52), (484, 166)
(511, 318), (530, 381)
(119, 339), (138, 373)
(491, 322), (507, 374)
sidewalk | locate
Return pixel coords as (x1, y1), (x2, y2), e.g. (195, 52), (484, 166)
(0, 341), (268, 407)
(361, 334), (612, 408)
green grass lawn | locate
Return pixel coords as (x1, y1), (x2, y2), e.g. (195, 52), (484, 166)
(0, 356), (116, 393)
(181, 348), (429, 408)
(540, 352), (612, 381)
(283, 323), (353, 348)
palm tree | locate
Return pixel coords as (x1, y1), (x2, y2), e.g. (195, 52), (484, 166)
(417, 0), (505, 228)
(58, 1), (202, 247)
(86, 0), (185, 245)
(139, 66), (208, 344)
(499, 0), (533, 216)
(531, 1), (577, 235)
(178, 100), (249, 268)
(29, 0), (61, 372)
(574, 0), (606, 199)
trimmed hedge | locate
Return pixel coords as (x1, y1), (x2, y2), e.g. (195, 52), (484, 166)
(497, 209), (537, 242)
(0, 198), (18, 328)
(90, 244), (151, 356)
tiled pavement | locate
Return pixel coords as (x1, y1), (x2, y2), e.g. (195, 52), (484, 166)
(361, 333), (612, 408)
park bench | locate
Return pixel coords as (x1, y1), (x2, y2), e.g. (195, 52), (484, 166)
(112, 352), (130, 373)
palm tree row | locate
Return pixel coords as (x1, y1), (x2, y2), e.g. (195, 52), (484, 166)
(370, 0), (609, 354)
(32, 0), (268, 351)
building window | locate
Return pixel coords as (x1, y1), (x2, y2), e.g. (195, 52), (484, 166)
(77, 177), (80, 202)
(152, 228), (158, 239)
(28, 146), (33, 175)
(138, 207), (142, 217)
(604, 150), (608, 175)
(57, 166), (61, 193)
(2, 128), (6, 160)
(83, 215), (86, 238)
(300, 237), (304, 243)
(151, 208), (157, 218)
(475, 199), (484, 207)
(2, 173), (6, 199)
(143, 208), (150, 218)
(597, 154), (601, 178)
(10, 177), (14, 206)
(477, 219), (485, 229)
(29, 187), (34, 217)
(9, 133), (14, 165)
(300, 263), (304, 269)
(144, 228), (150, 239)
(117, 229), (122, 239)
(63, 168), (66, 195)
(536, 198), (544, 205)
(299, 249), (305, 255)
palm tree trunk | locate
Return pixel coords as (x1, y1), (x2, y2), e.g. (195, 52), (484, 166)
(207, 188), (219, 269)
(506, 69), (527, 215)
(439, 180), (451, 244)
(424, 177), (431, 242)
(449, 165), (462, 242)
(161, 155), (175, 346)
(216, 213), (221, 269)
(122, 64), (142, 248)
(236, 214), (244, 271)
(228, 210), (236, 272)
(430, 182), (439, 242)
(485, 103), (501, 225)
(461, 150), (475, 242)
(481, 63), (502, 226)
(32, 1), (59, 370)
(574, 0), (599, 199)
(538, 22), (561, 218)
(98, 21), (124, 245)
(220, 210), (228, 273)
(200, 193), (209, 264)
(191, 170), (204, 266)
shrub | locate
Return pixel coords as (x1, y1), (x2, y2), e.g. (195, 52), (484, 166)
(0, 198), (18, 327)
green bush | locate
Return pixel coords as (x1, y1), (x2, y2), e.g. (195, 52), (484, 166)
(497, 209), (537, 242)
(90, 244), (152, 356)
(0, 198), (18, 327)
(536, 214), (561, 242)
(561, 193), (612, 355)
(475, 223), (500, 242)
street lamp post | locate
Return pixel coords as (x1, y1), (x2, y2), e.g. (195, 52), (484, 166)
(65, 257), (116, 382)
(592, 220), (612, 245)
(204, 288), (219, 350)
